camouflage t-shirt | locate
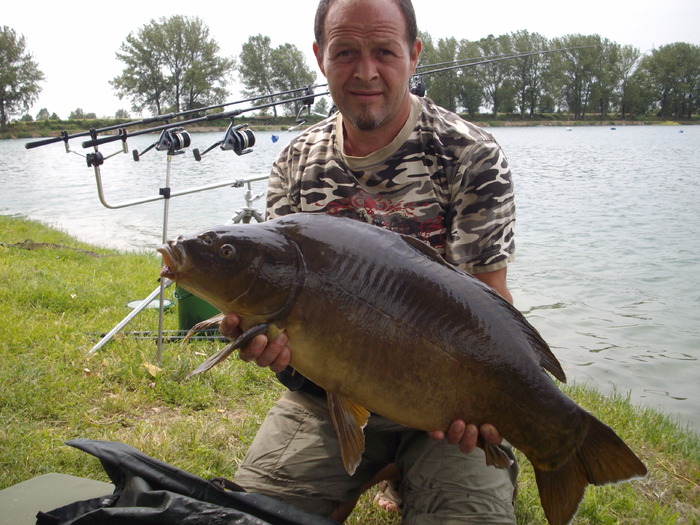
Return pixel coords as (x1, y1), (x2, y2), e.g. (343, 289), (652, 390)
(267, 95), (515, 274)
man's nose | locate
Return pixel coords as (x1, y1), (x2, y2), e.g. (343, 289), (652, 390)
(353, 54), (379, 82)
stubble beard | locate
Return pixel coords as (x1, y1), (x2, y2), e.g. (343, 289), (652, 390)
(347, 104), (384, 131)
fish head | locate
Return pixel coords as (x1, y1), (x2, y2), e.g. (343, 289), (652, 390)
(157, 223), (301, 319)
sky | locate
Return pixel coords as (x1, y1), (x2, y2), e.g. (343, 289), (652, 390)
(5, 0), (700, 119)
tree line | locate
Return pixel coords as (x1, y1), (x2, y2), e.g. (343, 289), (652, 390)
(418, 31), (700, 120)
(1, 18), (698, 131)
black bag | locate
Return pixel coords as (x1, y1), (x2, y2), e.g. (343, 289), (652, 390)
(37, 439), (336, 525)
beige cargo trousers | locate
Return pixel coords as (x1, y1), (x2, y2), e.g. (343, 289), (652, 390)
(235, 390), (519, 524)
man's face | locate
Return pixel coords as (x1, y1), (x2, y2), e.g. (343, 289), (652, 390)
(314, 0), (421, 133)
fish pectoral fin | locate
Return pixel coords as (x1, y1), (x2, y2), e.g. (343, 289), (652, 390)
(186, 323), (269, 379)
(182, 313), (225, 344)
(327, 392), (370, 476)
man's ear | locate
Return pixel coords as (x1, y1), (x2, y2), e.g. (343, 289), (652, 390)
(313, 41), (326, 76)
(411, 38), (423, 70)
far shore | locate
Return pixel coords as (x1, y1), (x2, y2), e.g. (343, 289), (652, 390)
(2, 115), (697, 141)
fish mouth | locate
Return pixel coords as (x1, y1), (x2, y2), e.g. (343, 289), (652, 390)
(157, 241), (186, 282)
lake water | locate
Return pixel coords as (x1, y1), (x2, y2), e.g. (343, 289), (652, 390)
(2, 125), (699, 432)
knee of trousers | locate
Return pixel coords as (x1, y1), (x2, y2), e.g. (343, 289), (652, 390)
(397, 439), (518, 524)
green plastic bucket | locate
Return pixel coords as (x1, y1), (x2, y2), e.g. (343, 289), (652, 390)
(174, 286), (220, 330)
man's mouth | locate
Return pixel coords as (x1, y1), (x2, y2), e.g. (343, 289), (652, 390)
(349, 89), (383, 100)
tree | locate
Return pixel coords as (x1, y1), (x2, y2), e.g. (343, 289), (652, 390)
(238, 35), (275, 114)
(456, 40), (484, 117)
(69, 108), (96, 119)
(641, 43), (700, 119)
(590, 39), (622, 117)
(617, 45), (643, 118)
(111, 16), (234, 115)
(424, 37), (461, 112)
(114, 109), (130, 119)
(477, 34), (515, 116)
(36, 107), (50, 120)
(549, 35), (603, 119)
(509, 31), (549, 118)
(313, 97), (330, 117)
(0, 26), (45, 131)
(238, 35), (316, 119)
(270, 44), (317, 117)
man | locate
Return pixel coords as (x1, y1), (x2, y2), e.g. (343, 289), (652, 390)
(222, 0), (518, 522)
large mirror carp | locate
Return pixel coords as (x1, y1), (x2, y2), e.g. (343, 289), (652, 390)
(158, 213), (646, 525)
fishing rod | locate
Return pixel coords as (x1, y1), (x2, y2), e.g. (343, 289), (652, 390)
(26, 46), (589, 152)
(415, 46), (594, 77)
(406, 47), (594, 97)
(84, 48), (578, 150)
(24, 83), (328, 151)
(415, 51), (526, 72)
(78, 89), (329, 151)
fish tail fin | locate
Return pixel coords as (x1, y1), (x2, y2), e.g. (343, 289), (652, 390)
(534, 415), (647, 525)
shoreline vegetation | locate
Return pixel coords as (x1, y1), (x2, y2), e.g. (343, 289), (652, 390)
(1, 215), (698, 523)
(2, 113), (697, 141)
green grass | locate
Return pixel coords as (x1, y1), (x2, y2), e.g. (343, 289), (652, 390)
(1, 215), (698, 524)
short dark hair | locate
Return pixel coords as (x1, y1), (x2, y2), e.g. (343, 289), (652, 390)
(314, 0), (418, 48)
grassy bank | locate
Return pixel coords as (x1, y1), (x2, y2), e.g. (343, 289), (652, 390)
(0, 215), (698, 523)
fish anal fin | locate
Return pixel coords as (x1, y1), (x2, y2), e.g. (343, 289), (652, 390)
(327, 392), (370, 476)
(186, 323), (269, 379)
(533, 414), (647, 525)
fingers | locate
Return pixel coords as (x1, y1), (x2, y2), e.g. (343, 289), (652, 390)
(453, 423), (478, 454)
(219, 313), (292, 372)
(219, 313), (241, 340)
(237, 330), (291, 373)
(479, 423), (502, 446)
(430, 421), (503, 454)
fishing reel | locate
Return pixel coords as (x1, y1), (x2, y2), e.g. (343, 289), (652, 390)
(193, 122), (255, 161)
(294, 84), (317, 124)
(410, 75), (426, 97)
(133, 127), (191, 161)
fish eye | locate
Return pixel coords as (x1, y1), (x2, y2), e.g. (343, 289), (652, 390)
(219, 244), (235, 259)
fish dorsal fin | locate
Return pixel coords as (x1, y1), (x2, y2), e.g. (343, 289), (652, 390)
(531, 332), (567, 383)
(327, 392), (370, 476)
(402, 232), (567, 383)
(400, 234), (455, 269)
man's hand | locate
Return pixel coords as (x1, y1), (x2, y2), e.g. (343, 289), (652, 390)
(429, 422), (502, 454)
(220, 314), (291, 373)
